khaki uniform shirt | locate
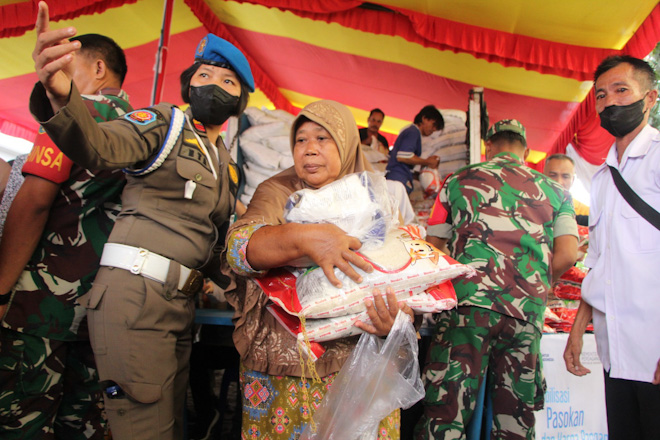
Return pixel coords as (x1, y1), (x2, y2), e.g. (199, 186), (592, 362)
(30, 83), (239, 269)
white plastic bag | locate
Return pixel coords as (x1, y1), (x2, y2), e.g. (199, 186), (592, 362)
(284, 171), (398, 250)
(300, 310), (425, 440)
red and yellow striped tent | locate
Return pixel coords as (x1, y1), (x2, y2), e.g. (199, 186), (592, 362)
(1, 0), (659, 166)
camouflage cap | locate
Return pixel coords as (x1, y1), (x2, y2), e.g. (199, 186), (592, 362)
(486, 119), (526, 141)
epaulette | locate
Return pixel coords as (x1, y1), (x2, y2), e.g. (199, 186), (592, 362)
(123, 107), (185, 176)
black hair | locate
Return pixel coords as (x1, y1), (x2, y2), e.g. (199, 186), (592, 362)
(545, 153), (574, 166)
(70, 34), (127, 85)
(594, 55), (656, 91)
(369, 108), (385, 118)
(488, 131), (527, 148)
(413, 105), (444, 131)
(180, 62), (250, 116)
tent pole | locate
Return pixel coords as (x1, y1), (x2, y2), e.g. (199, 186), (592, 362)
(468, 87), (484, 164)
(151, 0), (174, 105)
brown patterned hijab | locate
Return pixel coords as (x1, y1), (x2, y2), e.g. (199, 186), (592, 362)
(234, 100), (372, 227)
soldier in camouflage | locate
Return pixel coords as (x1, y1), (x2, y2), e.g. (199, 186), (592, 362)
(417, 120), (578, 439)
(0, 34), (132, 439)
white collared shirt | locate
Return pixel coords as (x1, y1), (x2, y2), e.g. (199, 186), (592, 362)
(582, 124), (660, 383)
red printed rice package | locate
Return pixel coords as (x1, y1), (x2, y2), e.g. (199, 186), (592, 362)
(559, 266), (587, 285)
(553, 282), (583, 301)
(268, 281), (457, 343)
(546, 298), (593, 333)
(257, 227), (467, 319)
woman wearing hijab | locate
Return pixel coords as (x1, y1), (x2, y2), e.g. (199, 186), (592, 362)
(29, 3), (252, 438)
(226, 100), (413, 439)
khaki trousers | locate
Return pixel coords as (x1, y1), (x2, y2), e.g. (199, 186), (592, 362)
(82, 264), (194, 440)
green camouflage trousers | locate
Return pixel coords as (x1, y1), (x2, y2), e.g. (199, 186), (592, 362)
(415, 306), (545, 440)
(0, 329), (106, 439)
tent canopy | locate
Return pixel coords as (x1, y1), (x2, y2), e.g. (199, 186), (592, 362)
(1, 0), (659, 165)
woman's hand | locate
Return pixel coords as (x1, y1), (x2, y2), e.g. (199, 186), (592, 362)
(33, 2), (78, 111)
(297, 223), (374, 288)
(354, 287), (414, 337)
(246, 223), (373, 288)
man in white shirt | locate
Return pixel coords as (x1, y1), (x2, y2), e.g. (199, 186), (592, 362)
(543, 153), (589, 226)
(563, 55), (660, 440)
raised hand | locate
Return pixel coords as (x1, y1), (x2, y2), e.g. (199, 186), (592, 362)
(32, 1), (79, 110)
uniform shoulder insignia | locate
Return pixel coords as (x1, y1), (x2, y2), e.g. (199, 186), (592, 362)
(125, 109), (158, 125)
(192, 119), (206, 133)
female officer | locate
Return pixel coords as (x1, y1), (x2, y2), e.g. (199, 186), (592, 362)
(30, 3), (252, 439)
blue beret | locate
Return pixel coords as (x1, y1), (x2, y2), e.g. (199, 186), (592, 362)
(194, 33), (255, 92)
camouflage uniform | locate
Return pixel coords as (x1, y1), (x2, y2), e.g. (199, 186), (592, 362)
(0, 89), (132, 440)
(416, 152), (577, 439)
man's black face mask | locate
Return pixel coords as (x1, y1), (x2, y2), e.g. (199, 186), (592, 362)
(599, 94), (648, 138)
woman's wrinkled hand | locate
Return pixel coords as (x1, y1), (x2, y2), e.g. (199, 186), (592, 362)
(354, 287), (414, 337)
(298, 223), (373, 288)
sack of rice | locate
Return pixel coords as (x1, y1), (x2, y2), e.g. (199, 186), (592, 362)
(240, 121), (288, 143)
(267, 281), (456, 342)
(284, 172), (397, 249)
(256, 226), (470, 319)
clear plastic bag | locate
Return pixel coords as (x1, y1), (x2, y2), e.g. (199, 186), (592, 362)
(283, 171), (398, 250)
(300, 310), (425, 440)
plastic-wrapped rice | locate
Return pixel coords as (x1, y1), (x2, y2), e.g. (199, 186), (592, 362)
(264, 108), (296, 125)
(266, 135), (292, 155)
(240, 121), (288, 143)
(437, 159), (468, 177)
(265, 279), (458, 342)
(243, 163), (276, 189)
(279, 155), (294, 170)
(294, 228), (472, 318)
(284, 172), (396, 249)
(240, 140), (281, 170)
(243, 107), (281, 126)
(438, 144), (468, 163)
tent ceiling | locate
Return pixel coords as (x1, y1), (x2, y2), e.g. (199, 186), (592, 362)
(1, 0), (658, 164)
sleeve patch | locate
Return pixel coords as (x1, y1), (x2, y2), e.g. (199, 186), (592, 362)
(124, 110), (158, 125)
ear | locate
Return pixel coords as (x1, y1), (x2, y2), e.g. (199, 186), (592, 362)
(522, 147), (530, 162)
(646, 89), (658, 111)
(94, 59), (107, 80)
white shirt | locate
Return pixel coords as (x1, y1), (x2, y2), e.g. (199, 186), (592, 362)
(582, 124), (660, 383)
(385, 179), (416, 225)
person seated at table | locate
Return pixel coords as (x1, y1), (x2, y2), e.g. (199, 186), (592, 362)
(225, 99), (414, 439)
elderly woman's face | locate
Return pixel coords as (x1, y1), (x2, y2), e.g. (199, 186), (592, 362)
(293, 121), (342, 188)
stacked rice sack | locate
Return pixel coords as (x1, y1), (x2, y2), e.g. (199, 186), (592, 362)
(238, 107), (296, 206)
(544, 225), (592, 333)
(420, 109), (468, 180)
(256, 172), (474, 359)
(412, 109), (468, 226)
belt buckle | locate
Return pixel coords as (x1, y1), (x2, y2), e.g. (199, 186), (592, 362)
(180, 269), (204, 297)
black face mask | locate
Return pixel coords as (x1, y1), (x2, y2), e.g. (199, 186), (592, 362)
(189, 84), (239, 126)
(599, 95), (647, 138)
